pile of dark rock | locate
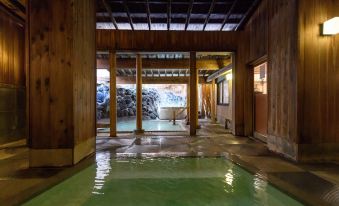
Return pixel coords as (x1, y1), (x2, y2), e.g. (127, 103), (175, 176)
(96, 84), (110, 119)
(96, 84), (160, 120)
(117, 88), (160, 120)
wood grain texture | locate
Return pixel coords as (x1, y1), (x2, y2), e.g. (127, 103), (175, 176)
(298, 0), (339, 144)
(29, 0), (96, 150)
(0, 5), (25, 87)
(189, 52), (198, 135)
(268, 0), (299, 144)
(96, 30), (241, 52)
(97, 58), (227, 70)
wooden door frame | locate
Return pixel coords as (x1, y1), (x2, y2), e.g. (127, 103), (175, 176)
(248, 55), (268, 142)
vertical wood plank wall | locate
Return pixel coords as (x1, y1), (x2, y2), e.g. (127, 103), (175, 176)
(0, 5), (25, 144)
(267, 0), (299, 158)
(29, 0), (96, 166)
(297, 0), (339, 160)
(241, 0), (339, 161)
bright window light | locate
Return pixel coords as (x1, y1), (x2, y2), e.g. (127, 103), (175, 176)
(97, 69), (110, 78)
(323, 17), (339, 35)
(226, 73), (232, 81)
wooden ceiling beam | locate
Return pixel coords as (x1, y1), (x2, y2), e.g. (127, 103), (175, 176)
(220, 0), (238, 31)
(97, 58), (231, 70)
(102, 0), (118, 30)
(123, 0), (134, 30)
(116, 76), (207, 84)
(203, 0), (215, 31)
(235, 0), (260, 31)
(167, 0), (171, 31)
(146, 0), (151, 30)
(185, 0), (193, 31)
(96, 30), (241, 51)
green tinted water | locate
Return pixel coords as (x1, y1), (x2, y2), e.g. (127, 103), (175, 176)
(117, 119), (185, 131)
(24, 153), (303, 206)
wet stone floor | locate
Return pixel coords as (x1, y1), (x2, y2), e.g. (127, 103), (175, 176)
(0, 121), (339, 205)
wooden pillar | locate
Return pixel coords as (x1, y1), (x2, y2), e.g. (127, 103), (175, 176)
(109, 51), (117, 137)
(211, 79), (217, 123)
(189, 52), (198, 135)
(134, 54), (144, 134)
(186, 83), (190, 125)
(201, 84), (206, 118)
(28, 0), (96, 167)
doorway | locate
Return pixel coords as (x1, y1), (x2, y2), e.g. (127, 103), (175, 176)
(253, 62), (268, 142)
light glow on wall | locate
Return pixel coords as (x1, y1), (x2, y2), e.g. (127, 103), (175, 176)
(323, 17), (339, 35)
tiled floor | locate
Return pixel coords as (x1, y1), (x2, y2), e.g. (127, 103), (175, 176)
(1, 121), (339, 205)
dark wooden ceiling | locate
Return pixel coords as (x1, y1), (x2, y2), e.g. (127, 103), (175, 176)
(97, 0), (261, 31)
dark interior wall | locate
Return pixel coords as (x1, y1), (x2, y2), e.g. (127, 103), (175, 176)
(0, 5), (25, 144)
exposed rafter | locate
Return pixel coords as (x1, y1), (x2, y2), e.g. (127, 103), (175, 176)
(203, 0), (215, 31)
(146, 0), (151, 30)
(235, 0), (260, 31)
(185, 0), (194, 31)
(123, 0), (134, 30)
(167, 0), (171, 31)
(102, 0), (118, 29)
(220, 0), (238, 31)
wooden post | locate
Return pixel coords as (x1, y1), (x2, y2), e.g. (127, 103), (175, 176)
(109, 51), (117, 137)
(28, 0), (96, 167)
(211, 79), (217, 123)
(201, 84), (206, 118)
(134, 54), (144, 134)
(186, 83), (190, 125)
(189, 52), (198, 135)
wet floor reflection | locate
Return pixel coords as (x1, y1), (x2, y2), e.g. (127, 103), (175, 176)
(93, 151), (111, 194)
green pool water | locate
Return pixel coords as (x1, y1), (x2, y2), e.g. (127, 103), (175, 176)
(24, 153), (303, 206)
(98, 119), (186, 132)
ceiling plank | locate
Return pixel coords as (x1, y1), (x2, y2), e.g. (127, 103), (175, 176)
(203, 0), (216, 31)
(220, 0), (238, 31)
(102, 0), (118, 30)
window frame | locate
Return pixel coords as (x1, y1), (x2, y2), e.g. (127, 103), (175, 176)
(217, 78), (230, 106)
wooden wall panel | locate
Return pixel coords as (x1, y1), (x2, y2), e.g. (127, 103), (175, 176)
(267, 0), (299, 144)
(73, 0), (96, 145)
(246, 0), (269, 61)
(96, 30), (241, 52)
(29, 0), (96, 150)
(0, 5), (25, 144)
(298, 0), (339, 144)
(0, 5), (24, 86)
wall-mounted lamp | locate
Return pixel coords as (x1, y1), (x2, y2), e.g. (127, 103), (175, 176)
(322, 17), (339, 35)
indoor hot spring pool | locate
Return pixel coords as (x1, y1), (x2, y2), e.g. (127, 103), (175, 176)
(24, 154), (303, 206)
